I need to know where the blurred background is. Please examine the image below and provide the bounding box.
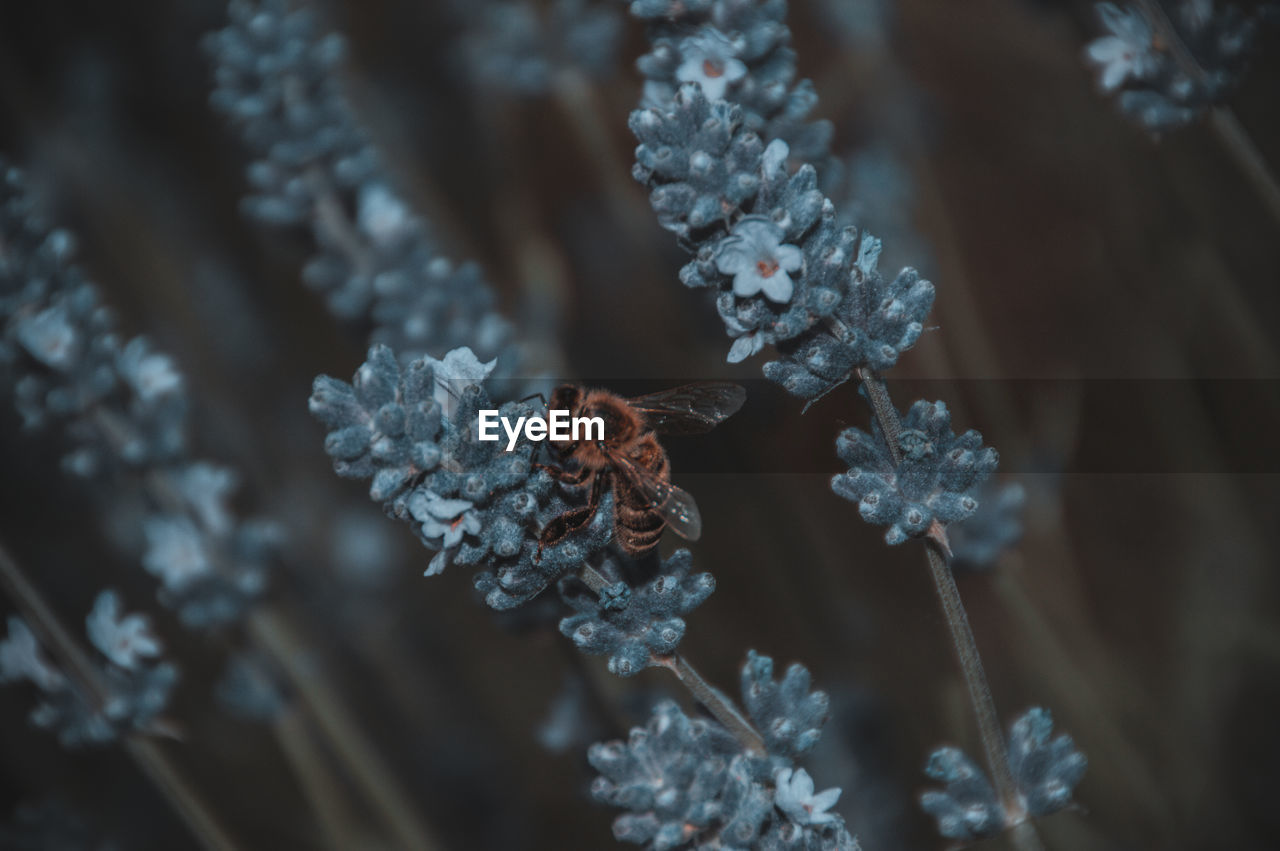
[0,0,1278,848]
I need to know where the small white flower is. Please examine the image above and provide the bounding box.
[0,617,65,690]
[714,217,804,303]
[142,515,212,590]
[357,183,413,248]
[675,28,748,101]
[86,591,162,670]
[774,767,841,826]
[175,463,238,536]
[408,490,482,575]
[118,338,182,403]
[424,346,497,416]
[16,305,79,370]
[1085,4,1160,93]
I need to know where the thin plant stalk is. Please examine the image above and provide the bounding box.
[855,367,904,453]
[1208,108,1280,227]
[124,738,243,851]
[853,372,1042,848]
[0,543,241,851]
[909,133,1184,834]
[92,410,440,851]
[992,565,1175,830]
[652,653,767,755]
[274,707,366,851]
[551,69,661,241]
[922,543,1022,821]
[247,608,441,851]
[578,564,766,754]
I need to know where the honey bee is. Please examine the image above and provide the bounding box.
[535,382,746,559]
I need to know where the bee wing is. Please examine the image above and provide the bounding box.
[626,382,746,435]
[609,452,702,541]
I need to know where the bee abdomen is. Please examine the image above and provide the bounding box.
[615,508,665,555]
[616,501,664,530]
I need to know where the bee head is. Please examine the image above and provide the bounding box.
[549,384,582,413]
[586,400,630,444]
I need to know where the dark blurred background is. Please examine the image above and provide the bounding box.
[1,0,1278,848]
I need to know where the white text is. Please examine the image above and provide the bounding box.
[477,409,605,451]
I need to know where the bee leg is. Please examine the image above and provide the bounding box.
[535,473,603,561]
[535,507,596,560]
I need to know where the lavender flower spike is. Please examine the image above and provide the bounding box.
[832,400,998,545]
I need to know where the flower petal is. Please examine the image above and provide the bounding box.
[727,333,762,364]
[425,550,449,576]
[774,244,804,272]
[733,270,765,298]
[426,495,474,519]
[760,270,794,303]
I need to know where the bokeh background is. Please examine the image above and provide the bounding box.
[1,0,1278,848]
